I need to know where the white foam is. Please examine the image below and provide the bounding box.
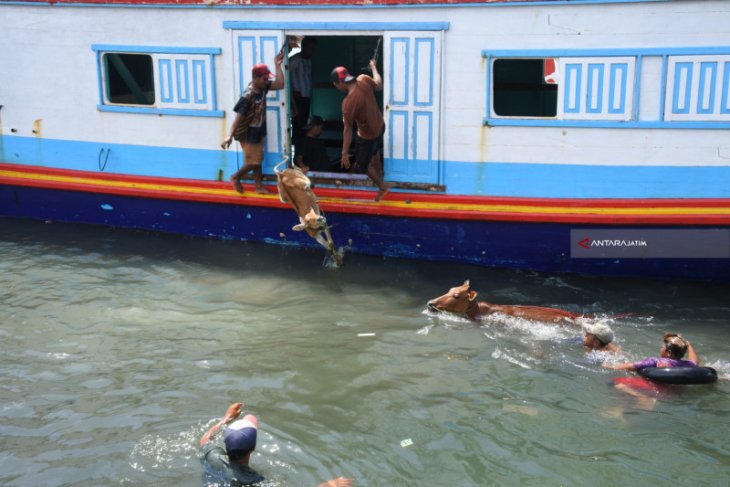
[480,313,575,341]
[704,360,730,380]
[492,347,532,369]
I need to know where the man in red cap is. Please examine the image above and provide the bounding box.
[222,53,285,194]
[331,61,392,201]
[200,402,353,487]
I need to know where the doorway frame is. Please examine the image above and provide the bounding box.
[223,20,450,186]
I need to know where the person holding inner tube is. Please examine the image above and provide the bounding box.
[602,333,699,410]
[603,333,699,372]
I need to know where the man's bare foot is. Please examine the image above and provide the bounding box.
[230,177,243,194]
[254,186,269,194]
[635,395,657,411]
[374,184,392,202]
[601,406,629,426]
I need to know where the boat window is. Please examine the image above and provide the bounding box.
[492,58,557,117]
[103,53,155,106]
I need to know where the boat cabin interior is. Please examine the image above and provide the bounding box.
[288,34,383,177]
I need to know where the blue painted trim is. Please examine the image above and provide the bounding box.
[159,59,174,102]
[1,0,671,10]
[608,63,627,114]
[95,51,104,107]
[414,37,435,107]
[564,64,582,114]
[93,44,221,115]
[586,64,604,113]
[209,53,219,111]
[175,59,190,103]
[722,62,730,115]
[223,21,449,31]
[238,36,256,95]
[485,54,492,119]
[192,60,207,104]
[413,111,433,161]
[261,36,281,103]
[4,135,730,198]
[482,47,730,58]
[91,44,220,55]
[265,106,283,161]
[484,47,730,127]
[672,62,693,115]
[697,62,717,115]
[659,55,668,121]
[632,57,641,121]
[389,38,410,106]
[446,160,730,199]
[482,118,730,129]
[388,111,409,161]
[96,105,224,117]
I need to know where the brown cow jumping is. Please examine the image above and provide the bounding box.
[275,163,343,266]
[427,280,582,323]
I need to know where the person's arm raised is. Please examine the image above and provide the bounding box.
[270,52,286,91]
[200,402,243,447]
[685,338,699,364]
[369,59,382,91]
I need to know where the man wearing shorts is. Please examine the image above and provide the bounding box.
[331,61,392,201]
[222,52,285,194]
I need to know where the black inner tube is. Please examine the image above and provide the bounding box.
[638,366,718,385]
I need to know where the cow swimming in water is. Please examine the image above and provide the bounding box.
[427,280,582,323]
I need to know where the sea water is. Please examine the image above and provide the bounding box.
[1,218,729,486]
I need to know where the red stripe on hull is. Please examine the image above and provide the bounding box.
[2,163,729,225]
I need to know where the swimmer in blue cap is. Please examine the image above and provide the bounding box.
[199,402,352,487]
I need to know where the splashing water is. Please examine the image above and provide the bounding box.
[129,424,202,473]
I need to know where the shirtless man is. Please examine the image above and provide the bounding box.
[331,62,392,201]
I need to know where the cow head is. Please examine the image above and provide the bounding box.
[292,208,327,232]
[427,280,478,316]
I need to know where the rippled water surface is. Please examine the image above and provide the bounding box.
[1,218,729,487]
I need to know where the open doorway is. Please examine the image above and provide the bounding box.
[287,34,383,177]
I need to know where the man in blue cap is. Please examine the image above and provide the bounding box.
[200,402,263,485]
[200,402,352,487]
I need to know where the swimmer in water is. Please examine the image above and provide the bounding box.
[200,402,353,487]
[582,323,621,353]
[603,333,699,371]
[602,333,699,411]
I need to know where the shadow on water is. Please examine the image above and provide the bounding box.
[1,217,729,487]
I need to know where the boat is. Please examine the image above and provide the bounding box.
[1,0,729,280]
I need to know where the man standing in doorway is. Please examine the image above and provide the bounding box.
[290,37,317,151]
[222,52,285,194]
[331,60,392,201]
